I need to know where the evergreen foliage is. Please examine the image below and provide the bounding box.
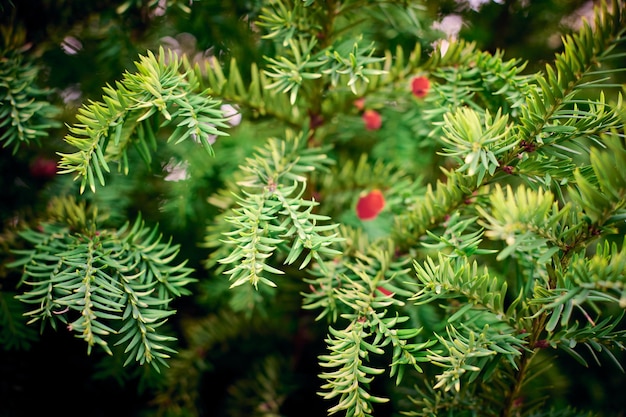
[57,47,230,193]
[8,197,195,370]
[0,47,60,153]
[1,0,625,416]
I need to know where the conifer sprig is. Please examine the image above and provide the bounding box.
[10,198,194,370]
[317,261,431,417]
[214,131,341,289]
[0,50,60,153]
[58,47,230,193]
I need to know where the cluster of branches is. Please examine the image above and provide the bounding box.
[207,1,626,416]
[8,197,195,370]
[1,0,625,416]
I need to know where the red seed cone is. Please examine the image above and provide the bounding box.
[411,76,430,98]
[30,157,57,180]
[356,189,385,220]
[362,109,382,130]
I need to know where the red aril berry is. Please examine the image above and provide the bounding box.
[353,97,365,111]
[356,189,385,220]
[30,157,57,180]
[411,76,430,98]
[362,109,382,130]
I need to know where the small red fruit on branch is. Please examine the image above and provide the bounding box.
[30,157,57,180]
[411,76,430,98]
[362,109,382,130]
[356,189,385,220]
